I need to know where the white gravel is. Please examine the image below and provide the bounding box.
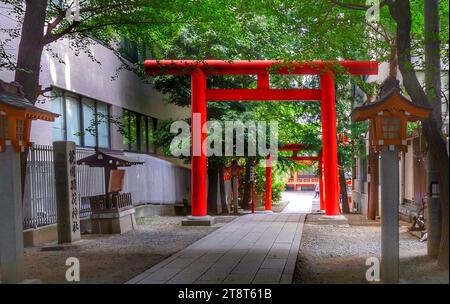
[294,214,449,284]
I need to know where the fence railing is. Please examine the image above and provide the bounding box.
[22,144,104,230]
[22,144,191,230]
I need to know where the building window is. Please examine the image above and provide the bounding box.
[122,108,155,153]
[16,119,25,141]
[119,38,153,64]
[0,114,8,139]
[65,93,81,145]
[82,98,96,147]
[51,89,110,148]
[97,102,110,148]
[51,93,66,141]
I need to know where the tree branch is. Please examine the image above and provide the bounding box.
[329,0,391,11]
[329,0,370,10]
[43,18,213,45]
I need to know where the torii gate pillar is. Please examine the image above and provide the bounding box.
[318,151,325,211]
[264,156,273,212]
[182,68,214,226]
[320,71,340,216]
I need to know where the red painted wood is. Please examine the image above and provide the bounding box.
[287,156,320,161]
[144,60,378,76]
[265,156,272,211]
[206,89,321,101]
[278,144,313,151]
[320,72,340,216]
[319,151,325,210]
[191,69,207,217]
[257,74,270,89]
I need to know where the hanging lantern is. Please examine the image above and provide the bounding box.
[351,77,431,151]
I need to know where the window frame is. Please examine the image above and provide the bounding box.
[122,108,156,154]
[52,88,111,148]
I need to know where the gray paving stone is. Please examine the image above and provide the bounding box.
[137,278,167,284]
[196,265,234,282]
[261,258,287,269]
[266,243,291,259]
[165,257,197,269]
[252,267,283,283]
[223,273,254,284]
[138,266,182,283]
[125,271,152,284]
[166,261,215,284]
[128,202,307,284]
[280,274,293,284]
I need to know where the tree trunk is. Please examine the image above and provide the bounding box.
[207,166,220,214]
[14,1,48,200]
[427,153,441,257]
[388,43,398,79]
[388,0,449,268]
[14,0,48,103]
[339,167,350,214]
[424,0,443,259]
[242,162,251,210]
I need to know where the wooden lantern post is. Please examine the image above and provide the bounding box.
[351,78,431,283]
[0,80,58,283]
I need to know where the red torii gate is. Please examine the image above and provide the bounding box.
[144,60,378,222]
[265,144,325,212]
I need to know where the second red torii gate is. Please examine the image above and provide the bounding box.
[144,60,378,222]
[265,144,325,213]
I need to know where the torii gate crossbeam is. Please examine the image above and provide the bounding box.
[144,60,378,221]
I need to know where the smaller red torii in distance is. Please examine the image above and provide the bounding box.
[265,145,324,212]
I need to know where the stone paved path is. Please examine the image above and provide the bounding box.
[127,193,309,284]
[281,191,314,213]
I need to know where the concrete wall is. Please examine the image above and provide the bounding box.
[403,143,414,201]
[123,152,191,205]
[352,154,369,215]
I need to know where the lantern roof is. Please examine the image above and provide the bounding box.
[351,77,431,122]
[76,148,144,168]
[0,80,58,121]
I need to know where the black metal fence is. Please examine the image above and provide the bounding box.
[22,144,105,229]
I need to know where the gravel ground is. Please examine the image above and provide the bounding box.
[19,215,238,284]
[294,213,449,284]
[256,200,289,213]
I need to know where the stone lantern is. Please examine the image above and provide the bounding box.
[0,80,58,283]
[351,77,431,283]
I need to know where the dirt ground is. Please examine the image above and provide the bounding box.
[294,213,449,284]
[19,215,238,284]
